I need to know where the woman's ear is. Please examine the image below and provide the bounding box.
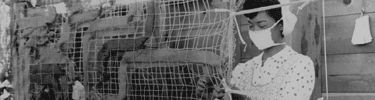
[278,22,284,38]
[279,22,283,31]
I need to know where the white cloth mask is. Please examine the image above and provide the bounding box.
[351,15,372,45]
[249,19,285,50]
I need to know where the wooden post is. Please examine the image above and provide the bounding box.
[289,1,323,100]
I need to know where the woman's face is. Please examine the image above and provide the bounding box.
[247,11,283,43]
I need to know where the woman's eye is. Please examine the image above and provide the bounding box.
[259,25,267,28]
[259,22,268,28]
[249,25,254,29]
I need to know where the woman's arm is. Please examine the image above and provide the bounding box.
[196,62,246,99]
[279,56,315,100]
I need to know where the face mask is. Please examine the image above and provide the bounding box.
[249,19,284,50]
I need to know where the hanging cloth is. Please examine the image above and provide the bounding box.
[351,11,372,45]
[279,0,298,35]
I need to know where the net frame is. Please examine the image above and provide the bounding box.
[10,0,243,100]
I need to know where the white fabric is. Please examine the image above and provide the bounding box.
[72,81,85,100]
[279,0,298,35]
[0,89,10,100]
[0,80,11,88]
[0,1,10,73]
[102,2,112,8]
[31,0,37,7]
[248,19,285,50]
[0,2,10,31]
[229,45,315,100]
[351,15,372,45]
[114,0,151,5]
[52,3,69,14]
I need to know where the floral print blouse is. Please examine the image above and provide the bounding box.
[229,46,315,100]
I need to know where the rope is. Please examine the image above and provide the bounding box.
[322,0,329,99]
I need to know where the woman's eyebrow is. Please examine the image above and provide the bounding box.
[247,20,252,23]
[247,21,254,25]
[257,20,267,24]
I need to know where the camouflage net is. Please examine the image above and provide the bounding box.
[9,0,243,100]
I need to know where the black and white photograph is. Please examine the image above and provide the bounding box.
[0,0,371,100]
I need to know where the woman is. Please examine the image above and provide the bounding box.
[197,0,315,99]
[39,85,55,100]
[72,77,85,100]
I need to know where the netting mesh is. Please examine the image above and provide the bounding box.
[10,0,243,100]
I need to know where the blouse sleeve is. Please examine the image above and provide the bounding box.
[280,56,315,100]
[229,63,246,86]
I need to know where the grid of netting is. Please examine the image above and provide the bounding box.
[10,1,73,100]
[10,0,243,100]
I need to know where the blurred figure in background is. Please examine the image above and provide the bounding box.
[39,84,55,100]
[72,77,85,100]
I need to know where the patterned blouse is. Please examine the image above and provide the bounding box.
[229,45,315,100]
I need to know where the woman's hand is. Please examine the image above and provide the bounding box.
[196,76,226,99]
[212,84,226,99]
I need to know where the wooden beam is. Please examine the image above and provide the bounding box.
[323,93,375,100]
[325,13,375,55]
[145,1,155,37]
[324,0,375,17]
[326,54,375,75]
[16,7,57,29]
[87,16,139,32]
[122,49,222,66]
[327,39,375,54]
[322,74,375,93]
[69,10,100,24]
[16,17,54,29]
[323,53,375,92]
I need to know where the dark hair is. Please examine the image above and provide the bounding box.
[75,77,81,81]
[243,0,284,37]
[42,84,52,91]
[242,0,282,21]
